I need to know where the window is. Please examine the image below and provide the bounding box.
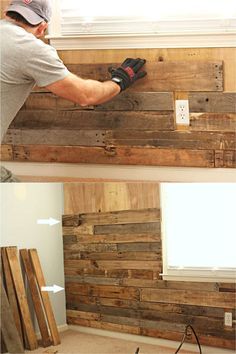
[161,183,236,282]
[48,0,236,49]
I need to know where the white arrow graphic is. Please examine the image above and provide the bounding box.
[37,218,60,226]
[41,285,64,294]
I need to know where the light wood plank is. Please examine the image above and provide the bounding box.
[1,248,24,346]
[6,247,38,350]
[29,249,61,346]
[20,249,51,348]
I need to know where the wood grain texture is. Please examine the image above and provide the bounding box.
[189,93,236,113]
[20,249,51,348]
[66,61,223,92]
[6,247,38,350]
[9,110,174,131]
[1,248,23,346]
[63,182,160,214]
[1,281,24,354]
[63,206,235,350]
[29,249,61,346]
[10,145,215,167]
[0,144,13,161]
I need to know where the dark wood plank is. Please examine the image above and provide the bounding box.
[65,283,140,300]
[190,113,236,132]
[10,111,174,131]
[29,249,61,346]
[75,251,161,261]
[1,281,24,354]
[189,93,236,112]
[11,145,215,167]
[25,92,174,111]
[94,222,160,235]
[3,129,106,146]
[66,61,223,92]
[64,259,162,271]
[78,208,160,225]
[6,247,38,350]
[140,288,235,308]
[1,248,24,346]
[105,131,236,150]
[96,92,174,111]
[20,249,51,348]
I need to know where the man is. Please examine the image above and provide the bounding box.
[0,0,147,182]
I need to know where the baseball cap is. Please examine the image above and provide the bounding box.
[7,0,52,25]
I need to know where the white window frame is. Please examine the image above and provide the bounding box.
[47,0,236,49]
[160,183,236,283]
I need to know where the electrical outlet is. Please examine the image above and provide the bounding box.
[175,100,190,125]
[224,312,233,327]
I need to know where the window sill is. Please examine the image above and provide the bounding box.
[47,32,236,50]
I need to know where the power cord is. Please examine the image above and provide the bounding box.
[175,324,202,354]
[134,324,202,354]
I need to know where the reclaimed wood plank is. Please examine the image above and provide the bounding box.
[215,150,236,168]
[63,233,161,244]
[62,215,80,227]
[12,145,216,167]
[63,243,118,252]
[10,110,174,131]
[94,222,160,235]
[96,92,174,111]
[29,249,60,346]
[78,208,160,225]
[25,92,174,111]
[189,93,236,112]
[190,113,236,132]
[6,247,38,350]
[64,259,162,271]
[105,130,236,150]
[1,281,24,354]
[66,61,223,91]
[3,129,106,146]
[72,251,161,261]
[140,288,235,308]
[0,144,13,161]
[20,249,51,348]
[65,283,139,300]
[1,248,24,346]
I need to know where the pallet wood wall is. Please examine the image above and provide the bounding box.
[1,47,236,168]
[63,207,235,350]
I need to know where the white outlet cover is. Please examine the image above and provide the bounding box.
[224,312,233,327]
[175,99,190,125]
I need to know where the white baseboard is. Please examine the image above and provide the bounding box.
[68,325,235,354]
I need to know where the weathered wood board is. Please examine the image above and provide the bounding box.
[63,208,236,350]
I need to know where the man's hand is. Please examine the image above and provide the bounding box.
[109,58,147,92]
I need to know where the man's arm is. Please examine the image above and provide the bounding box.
[46,58,147,106]
[46,72,121,106]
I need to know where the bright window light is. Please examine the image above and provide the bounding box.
[60,0,236,19]
[161,183,236,281]
[49,0,236,49]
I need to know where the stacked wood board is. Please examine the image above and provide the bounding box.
[63,208,236,350]
[1,247,60,353]
[1,60,235,168]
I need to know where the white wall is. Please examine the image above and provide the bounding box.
[0,183,67,329]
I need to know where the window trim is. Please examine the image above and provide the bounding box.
[48,1,236,50]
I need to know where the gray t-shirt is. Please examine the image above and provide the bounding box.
[0,19,69,141]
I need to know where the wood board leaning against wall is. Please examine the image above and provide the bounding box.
[62,182,236,350]
[1,46,236,168]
